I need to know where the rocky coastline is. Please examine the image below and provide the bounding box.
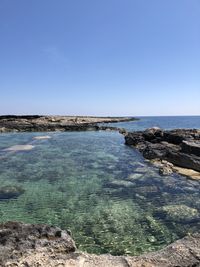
[0,115,136,133]
[1,221,200,267]
[0,117,200,266]
[124,127,200,180]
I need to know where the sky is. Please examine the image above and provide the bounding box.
[0,0,200,116]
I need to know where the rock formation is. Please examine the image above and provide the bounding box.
[1,222,200,267]
[124,128,200,180]
[0,116,136,133]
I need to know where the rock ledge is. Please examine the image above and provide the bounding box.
[124,128,200,180]
[0,222,200,267]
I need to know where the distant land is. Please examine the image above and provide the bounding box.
[0,115,137,133]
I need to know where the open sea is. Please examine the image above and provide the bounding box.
[0,116,199,255]
[102,115,200,131]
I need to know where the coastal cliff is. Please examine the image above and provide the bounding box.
[1,222,200,267]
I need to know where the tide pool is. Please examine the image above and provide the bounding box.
[0,131,199,255]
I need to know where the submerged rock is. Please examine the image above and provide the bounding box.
[4,144,34,152]
[0,186,25,200]
[134,185,159,197]
[33,135,51,140]
[106,180,134,188]
[157,204,199,223]
[127,173,144,180]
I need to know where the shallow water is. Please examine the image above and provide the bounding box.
[0,130,200,255]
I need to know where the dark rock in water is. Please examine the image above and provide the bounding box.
[167,151,200,172]
[124,128,200,178]
[124,131,145,146]
[0,186,25,200]
[181,140,200,157]
[143,143,168,159]
[143,127,163,141]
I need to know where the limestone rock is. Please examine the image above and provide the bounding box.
[0,116,136,133]
[159,166,173,176]
[33,135,51,140]
[4,145,34,152]
[124,129,200,179]
[0,221,76,265]
[173,166,200,180]
[157,204,199,223]
[1,222,200,267]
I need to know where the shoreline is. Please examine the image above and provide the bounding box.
[0,118,200,266]
[124,127,200,180]
[1,221,199,267]
[0,115,137,133]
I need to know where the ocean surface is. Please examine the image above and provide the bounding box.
[0,116,199,256]
[101,116,200,131]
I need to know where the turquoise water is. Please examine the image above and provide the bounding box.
[103,116,200,131]
[0,128,200,255]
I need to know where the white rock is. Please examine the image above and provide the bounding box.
[4,145,35,151]
[33,136,51,140]
[128,173,144,180]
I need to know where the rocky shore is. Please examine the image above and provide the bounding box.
[0,115,136,132]
[0,221,200,267]
[124,127,200,180]
[1,118,200,266]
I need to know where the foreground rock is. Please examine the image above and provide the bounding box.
[0,222,200,267]
[124,128,200,179]
[0,115,136,132]
[0,222,76,266]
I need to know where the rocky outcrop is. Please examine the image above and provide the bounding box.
[0,116,136,132]
[1,222,200,267]
[0,221,76,266]
[124,128,200,179]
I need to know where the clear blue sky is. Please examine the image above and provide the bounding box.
[0,0,199,116]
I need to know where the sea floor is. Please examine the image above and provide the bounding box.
[0,131,199,255]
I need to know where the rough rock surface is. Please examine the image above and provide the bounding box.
[124,128,200,179]
[0,115,136,132]
[0,221,76,266]
[1,222,200,267]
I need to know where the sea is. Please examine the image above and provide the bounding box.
[0,116,199,255]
